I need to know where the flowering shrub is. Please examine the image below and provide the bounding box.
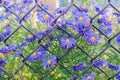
[0,0,120,80]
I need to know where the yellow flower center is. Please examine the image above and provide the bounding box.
[6,46,8,48]
[44,14,49,19]
[72,22,77,26]
[66,39,70,43]
[42,42,46,46]
[47,60,52,64]
[18,4,21,8]
[79,17,83,21]
[3,13,7,16]
[106,18,110,22]
[58,24,61,26]
[20,13,25,17]
[87,76,91,80]
[104,26,107,30]
[91,36,96,41]
[28,34,33,38]
[41,29,45,32]
[86,22,90,26]
[32,52,36,56]
[3,29,7,32]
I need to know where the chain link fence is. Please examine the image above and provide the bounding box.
[0,0,120,80]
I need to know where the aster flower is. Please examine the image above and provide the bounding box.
[1,25,11,37]
[85,33,99,44]
[25,34,36,42]
[0,44,15,54]
[74,12,89,27]
[66,19,79,31]
[113,12,120,17]
[81,6,89,13]
[12,4,26,11]
[0,9,11,20]
[36,27,52,38]
[117,18,120,24]
[116,73,120,80]
[72,62,86,71]
[93,59,106,67]
[26,50,46,62]
[41,42,51,47]
[98,24,112,35]
[116,34,120,44]
[13,50,23,56]
[42,55,56,68]
[82,72,95,80]
[107,63,119,71]
[37,12,52,23]
[15,41,27,49]
[23,0,33,3]
[95,6,107,15]
[101,16,112,26]
[60,37,76,49]
[53,7,65,15]
[15,11,30,22]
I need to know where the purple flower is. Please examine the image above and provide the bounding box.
[0,9,11,20]
[116,73,120,80]
[85,33,99,44]
[116,34,120,44]
[60,37,76,49]
[98,24,112,35]
[15,41,27,49]
[82,72,95,80]
[74,12,89,27]
[66,19,79,31]
[13,50,23,56]
[42,55,56,68]
[0,44,15,54]
[26,50,46,62]
[23,0,33,3]
[107,63,119,71]
[113,12,120,17]
[36,27,52,38]
[93,59,106,67]
[1,25,11,37]
[37,12,52,23]
[117,18,120,24]
[0,58,6,66]
[25,34,36,42]
[72,62,86,71]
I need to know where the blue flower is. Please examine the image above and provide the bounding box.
[13,50,23,56]
[15,11,30,22]
[66,19,79,31]
[42,55,56,68]
[53,7,65,15]
[0,9,11,20]
[116,34,120,44]
[107,63,119,71]
[81,6,89,13]
[74,12,89,27]
[85,32,99,44]
[113,12,120,17]
[60,37,76,49]
[1,25,11,37]
[98,24,112,35]
[93,59,106,67]
[0,58,5,66]
[36,27,52,38]
[102,16,112,26]
[23,0,33,3]
[116,73,120,80]
[95,6,107,15]
[12,4,26,11]
[0,44,15,54]
[82,72,95,80]
[37,12,52,23]
[15,41,27,49]
[25,34,36,42]
[72,62,86,71]
[117,18,120,24]
[41,42,51,47]
[26,50,46,62]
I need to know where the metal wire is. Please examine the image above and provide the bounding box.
[0,0,120,80]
